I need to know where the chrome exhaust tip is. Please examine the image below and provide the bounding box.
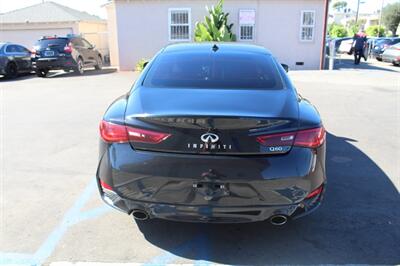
[270,215,288,226]
[132,209,149,220]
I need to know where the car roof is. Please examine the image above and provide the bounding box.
[162,43,272,55]
[0,42,23,47]
[38,37,69,40]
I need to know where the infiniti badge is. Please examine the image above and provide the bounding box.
[200,133,219,143]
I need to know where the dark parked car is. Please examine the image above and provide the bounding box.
[382,43,400,66]
[0,42,33,78]
[372,38,400,61]
[97,43,326,225]
[32,35,103,77]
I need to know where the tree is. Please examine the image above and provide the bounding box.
[329,24,348,38]
[333,1,348,12]
[346,19,366,36]
[382,2,400,36]
[194,0,236,42]
[365,25,386,37]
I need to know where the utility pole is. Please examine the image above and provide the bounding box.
[378,0,384,37]
[355,0,361,23]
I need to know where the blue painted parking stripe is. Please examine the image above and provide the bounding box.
[1,178,112,266]
[69,205,112,226]
[33,179,98,264]
[0,252,36,265]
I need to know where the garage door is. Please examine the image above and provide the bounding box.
[0,28,73,49]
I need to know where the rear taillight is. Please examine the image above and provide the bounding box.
[126,126,171,144]
[100,180,112,190]
[294,127,325,148]
[256,127,325,149]
[256,132,295,147]
[305,185,324,199]
[30,48,36,58]
[99,120,170,144]
[64,42,73,53]
[100,121,128,143]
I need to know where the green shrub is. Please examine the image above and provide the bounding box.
[194,0,236,42]
[330,24,348,38]
[366,25,386,37]
[136,59,149,72]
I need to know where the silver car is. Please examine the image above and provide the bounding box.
[381,43,400,66]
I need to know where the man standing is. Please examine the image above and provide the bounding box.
[353,31,367,65]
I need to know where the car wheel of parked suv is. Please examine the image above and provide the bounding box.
[5,63,18,79]
[36,69,48,78]
[95,55,103,70]
[74,58,84,75]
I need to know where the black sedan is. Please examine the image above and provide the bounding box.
[96,43,326,225]
[0,42,33,78]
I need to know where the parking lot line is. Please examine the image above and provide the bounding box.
[0,179,112,266]
[50,263,227,266]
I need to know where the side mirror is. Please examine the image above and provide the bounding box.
[281,64,289,73]
[89,45,96,49]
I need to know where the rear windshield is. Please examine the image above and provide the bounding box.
[143,52,284,90]
[34,38,68,49]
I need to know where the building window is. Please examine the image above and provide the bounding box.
[300,10,315,41]
[239,10,256,41]
[169,8,191,41]
[240,25,254,40]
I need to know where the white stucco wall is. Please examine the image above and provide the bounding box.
[0,21,109,55]
[0,22,78,48]
[105,2,120,67]
[108,0,325,71]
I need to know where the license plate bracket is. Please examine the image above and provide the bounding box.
[44,51,55,57]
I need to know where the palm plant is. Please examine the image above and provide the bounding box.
[194,0,236,42]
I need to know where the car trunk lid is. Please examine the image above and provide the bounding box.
[124,87,299,155]
[35,38,68,57]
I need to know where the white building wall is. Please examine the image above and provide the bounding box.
[110,0,325,70]
[0,22,78,48]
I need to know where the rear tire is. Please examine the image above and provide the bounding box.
[5,63,18,79]
[74,57,84,75]
[95,55,103,70]
[376,57,382,61]
[36,68,48,78]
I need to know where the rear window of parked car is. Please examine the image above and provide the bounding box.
[143,52,284,90]
[34,38,68,49]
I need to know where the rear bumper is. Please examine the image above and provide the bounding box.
[98,184,325,223]
[34,57,76,70]
[382,55,399,64]
[96,142,326,223]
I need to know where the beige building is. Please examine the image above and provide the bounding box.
[105,0,328,71]
[0,2,109,57]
